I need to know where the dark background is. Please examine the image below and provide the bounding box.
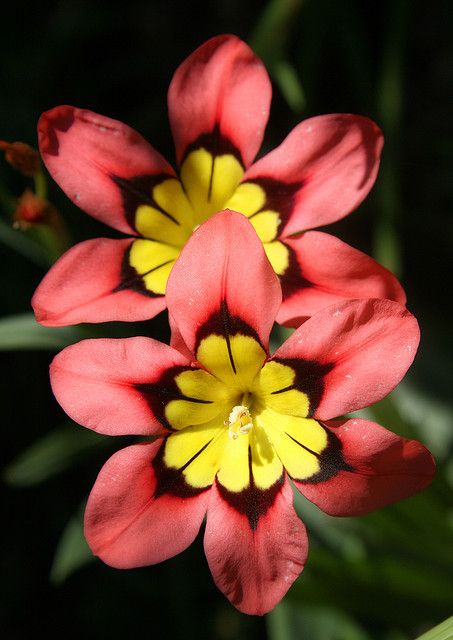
[1,1,452,638]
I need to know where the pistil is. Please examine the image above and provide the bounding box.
[225,404,253,440]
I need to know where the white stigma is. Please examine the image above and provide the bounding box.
[225,405,253,440]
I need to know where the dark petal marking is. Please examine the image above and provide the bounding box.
[221,300,236,374]
[112,244,166,298]
[216,447,284,531]
[181,124,244,167]
[270,357,334,417]
[112,256,174,294]
[290,428,352,484]
[271,384,295,395]
[243,176,303,234]
[285,432,321,458]
[195,300,265,376]
[152,440,211,499]
[277,240,314,298]
[135,365,213,431]
[112,174,181,231]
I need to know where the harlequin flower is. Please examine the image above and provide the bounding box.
[50,211,434,615]
[33,34,404,327]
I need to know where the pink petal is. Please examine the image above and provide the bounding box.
[166,210,281,354]
[204,478,307,615]
[38,106,175,235]
[168,35,271,167]
[50,337,191,435]
[169,312,195,362]
[276,231,406,327]
[32,237,166,326]
[294,418,435,516]
[244,114,383,234]
[85,441,209,568]
[273,299,419,419]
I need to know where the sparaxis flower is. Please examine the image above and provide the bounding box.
[33,35,404,327]
[50,211,434,615]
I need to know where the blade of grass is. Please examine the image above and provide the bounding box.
[50,503,95,585]
[266,600,293,640]
[249,0,306,114]
[0,312,91,350]
[0,217,51,267]
[374,0,410,276]
[3,423,109,486]
[414,616,453,640]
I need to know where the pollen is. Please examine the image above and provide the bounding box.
[225,405,253,440]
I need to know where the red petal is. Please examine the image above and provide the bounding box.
[50,337,191,435]
[244,114,383,234]
[38,106,175,235]
[294,418,435,516]
[166,210,281,354]
[168,35,271,167]
[32,238,166,326]
[85,442,209,567]
[273,299,419,419]
[204,478,307,615]
[276,231,406,327]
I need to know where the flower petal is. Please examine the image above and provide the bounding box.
[32,238,167,326]
[273,299,420,419]
[38,106,175,235]
[166,209,281,354]
[294,418,435,516]
[85,441,209,568]
[275,231,406,327]
[50,337,191,435]
[243,114,383,234]
[169,312,194,361]
[168,35,271,167]
[204,477,307,615]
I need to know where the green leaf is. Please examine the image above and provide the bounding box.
[414,616,453,640]
[266,601,293,640]
[0,217,51,268]
[249,0,303,61]
[0,312,89,350]
[273,59,306,113]
[267,601,371,640]
[249,0,306,115]
[3,423,108,486]
[270,323,294,353]
[392,382,453,458]
[50,504,95,585]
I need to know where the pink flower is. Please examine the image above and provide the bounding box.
[33,35,404,327]
[50,211,434,615]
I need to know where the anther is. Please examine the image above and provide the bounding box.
[225,405,253,440]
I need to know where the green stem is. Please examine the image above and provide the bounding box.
[34,168,47,200]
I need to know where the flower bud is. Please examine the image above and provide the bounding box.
[0,140,40,176]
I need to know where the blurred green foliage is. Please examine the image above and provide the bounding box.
[1,1,452,639]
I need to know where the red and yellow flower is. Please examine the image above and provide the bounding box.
[33,35,404,327]
[50,211,434,614]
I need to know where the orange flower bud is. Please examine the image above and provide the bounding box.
[13,189,49,228]
[0,140,40,176]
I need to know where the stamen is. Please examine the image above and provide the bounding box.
[225,405,253,440]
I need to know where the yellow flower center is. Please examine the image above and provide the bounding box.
[125,148,290,296]
[161,331,329,494]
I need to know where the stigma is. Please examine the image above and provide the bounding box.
[225,405,253,440]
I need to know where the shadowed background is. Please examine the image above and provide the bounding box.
[1,1,452,638]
